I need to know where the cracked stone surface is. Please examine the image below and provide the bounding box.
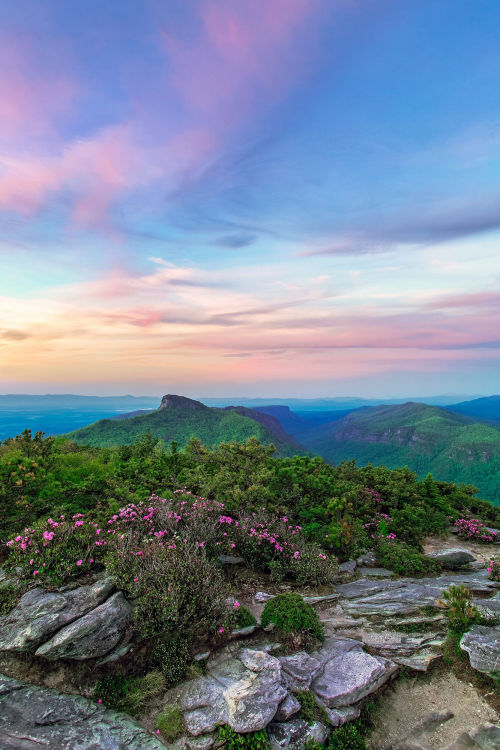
[460,626,500,678]
[0,578,115,652]
[0,674,166,749]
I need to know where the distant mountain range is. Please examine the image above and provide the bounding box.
[3,392,500,504]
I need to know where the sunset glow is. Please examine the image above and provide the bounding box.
[1,1,500,396]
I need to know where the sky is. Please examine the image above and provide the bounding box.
[1,0,500,398]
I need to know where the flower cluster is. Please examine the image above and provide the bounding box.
[6,491,337,587]
[487,559,500,582]
[454,518,498,544]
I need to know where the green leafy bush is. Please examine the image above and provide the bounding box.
[328,722,367,750]
[94,671,165,716]
[218,725,269,750]
[260,593,324,646]
[156,706,184,742]
[235,605,257,628]
[376,540,440,577]
[439,584,480,634]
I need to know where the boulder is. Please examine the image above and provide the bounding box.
[268,719,329,750]
[0,673,165,749]
[0,578,115,652]
[460,626,500,677]
[425,549,475,569]
[311,637,397,708]
[35,591,131,660]
[172,647,287,736]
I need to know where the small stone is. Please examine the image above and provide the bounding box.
[339,561,356,574]
[255,592,274,603]
[231,625,257,637]
[274,693,301,721]
[194,651,211,662]
[218,555,245,565]
[356,551,377,567]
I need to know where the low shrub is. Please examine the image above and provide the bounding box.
[5,514,104,586]
[106,538,230,643]
[234,605,257,629]
[156,706,184,742]
[390,505,448,548]
[94,671,166,716]
[260,593,324,647]
[218,725,269,750]
[376,540,440,577]
[0,583,19,615]
[439,583,480,634]
[151,633,192,686]
[487,559,500,582]
[328,722,367,750]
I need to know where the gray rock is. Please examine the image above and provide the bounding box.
[426,549,476,569]
[469,723,500,750]
[268,719,329,750]
[186,734,216,750]
[311,637,397,707]
[231,625,257,637]
[358,567,393,578]
[0,673,166,749]
[35,591,131,660]
[97,642,133,665]
[274,693,301,721]
[0,578,115,652]
[279,652,322,692]
[320,705,361,727]
[255,592,274,602]
[472,598,500,620]
[0,569,6,583]
[339,561,357,574]
[460,626,500,677]
[218,555,245,565]
[194,651,211,662]
[356,551,378,567]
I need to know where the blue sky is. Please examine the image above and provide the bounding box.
[1,0,499,397]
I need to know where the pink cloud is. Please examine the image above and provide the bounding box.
[0,36,75,144]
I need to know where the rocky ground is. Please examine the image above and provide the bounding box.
[0,539,499,749]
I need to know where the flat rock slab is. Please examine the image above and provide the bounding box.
[426,548,476,569]
[336,571,499,617]
[0,674,165,749]
[358,567,393,578]
[0,578,115,652]
[460,626,500,678]
[35,591,131,660]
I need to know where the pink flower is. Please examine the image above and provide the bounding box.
[233,601,240,608]
[33,570,39,576]
[219,627,224,634]
[76,560,83,566]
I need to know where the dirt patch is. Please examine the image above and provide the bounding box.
[367,668,499,750]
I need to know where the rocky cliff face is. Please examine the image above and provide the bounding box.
[159,394,206,411]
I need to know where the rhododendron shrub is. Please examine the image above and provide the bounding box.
[487,559,500,581]
[454,518,498,544]
[106,538,230,641]
[5,514,104,586]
